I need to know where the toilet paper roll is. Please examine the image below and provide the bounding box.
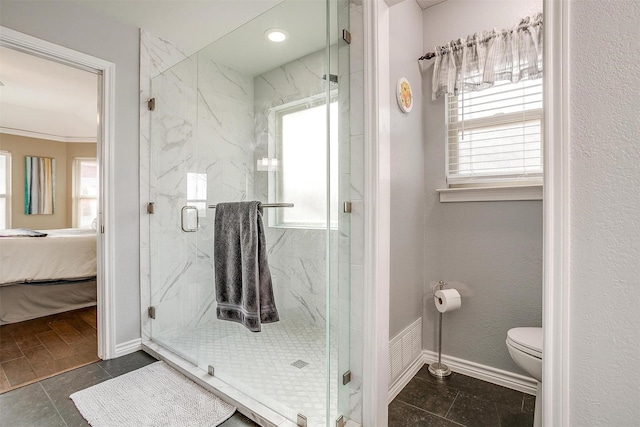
[434,289,461,313]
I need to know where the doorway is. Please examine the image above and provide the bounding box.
[0,26,116,391]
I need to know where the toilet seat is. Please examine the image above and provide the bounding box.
[507,327,542,359]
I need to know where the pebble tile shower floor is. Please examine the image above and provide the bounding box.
[157,313,338,427]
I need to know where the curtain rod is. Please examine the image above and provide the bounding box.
[418,15,542,62]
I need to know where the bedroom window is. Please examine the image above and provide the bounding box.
[0,151,10,229]
[269,92,338,229]
[446,78,543,187]
[73,158,98,229]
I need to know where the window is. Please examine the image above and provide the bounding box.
[0,151,11,229]
[269,92,338,229]
[186,172,207,217]
[73,158,98,229]
[446,78,543,187]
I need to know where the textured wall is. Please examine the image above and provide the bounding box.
[388,0,426,339]
[1,1,141,346]
[421,0,543,374]
[569,0,640,424]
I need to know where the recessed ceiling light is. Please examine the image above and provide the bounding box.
[265,29,288,43]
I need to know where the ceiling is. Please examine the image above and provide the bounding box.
[416,0,447,10]
[76,0,285,57]
[199,0,335,76]
[0,46,98,142]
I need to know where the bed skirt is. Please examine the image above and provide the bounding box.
[0,280,97,325]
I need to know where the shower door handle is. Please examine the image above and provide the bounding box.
[181,206,198,232]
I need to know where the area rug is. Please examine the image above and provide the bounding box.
[70,361,236,427]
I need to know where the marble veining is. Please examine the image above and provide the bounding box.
[139,0,365,420]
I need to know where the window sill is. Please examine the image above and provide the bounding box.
[436,184,543,203]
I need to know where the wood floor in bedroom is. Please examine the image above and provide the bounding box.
[0,307,99,394]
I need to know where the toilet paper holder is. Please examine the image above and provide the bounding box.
[429,280,452,378]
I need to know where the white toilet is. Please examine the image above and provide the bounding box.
[506,327,542,427]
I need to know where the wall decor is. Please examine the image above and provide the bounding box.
[396,77,413,113]
[25,156,55,214]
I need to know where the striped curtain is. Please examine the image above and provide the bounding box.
[25,156,56,215]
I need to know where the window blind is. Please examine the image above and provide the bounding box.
[446,78,543,186]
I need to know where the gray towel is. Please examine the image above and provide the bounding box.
[214,201,279,332]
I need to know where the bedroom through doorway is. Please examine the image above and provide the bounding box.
[0,43,103,393]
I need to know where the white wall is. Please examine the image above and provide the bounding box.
[569,0,640,424]
[388,0,425,339]
[421,0,543,374]
[1,1,141,345]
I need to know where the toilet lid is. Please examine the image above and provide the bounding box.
[507,327,542,358]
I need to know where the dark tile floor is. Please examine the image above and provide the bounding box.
[0,307,100,394]
[0,352,533,426]
[0,351,257,427]
[389,364,535,426]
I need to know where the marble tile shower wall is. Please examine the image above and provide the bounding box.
[139,0,365,418]
[139,29,188,342]
[253,49,337,327]
[194,56,256,327]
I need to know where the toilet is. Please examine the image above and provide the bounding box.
[506,327,542,427]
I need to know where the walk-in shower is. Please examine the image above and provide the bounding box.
[146,1,353,425]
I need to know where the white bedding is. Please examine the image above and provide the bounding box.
[0,228,97,286]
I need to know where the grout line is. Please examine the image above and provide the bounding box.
[95,361,113,378]
[395,400,466,427]
[444,390,459,419]
[39,382,69,427]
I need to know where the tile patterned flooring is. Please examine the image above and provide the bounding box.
[157,313,338,426]
[0,345,534,426]
[388,364,535,426]
[0,351,256,427]
[0,307,100,394]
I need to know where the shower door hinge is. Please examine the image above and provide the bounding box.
[147,202,155,214]
[342,370,351,385]
[342,29,351,44]
[297,414,307,427]
[148,306,156,319]
[208,365,215,376]
[147,98,156,111]
[336,415,346,427]
[343,201,352,213]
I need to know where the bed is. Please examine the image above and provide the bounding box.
[0,228,97,325]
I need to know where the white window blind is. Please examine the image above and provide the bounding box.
[0,151,11,229]
[446,78,543,186]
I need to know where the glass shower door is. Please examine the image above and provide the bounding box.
[147,0,351,425]
[149,55,205,364]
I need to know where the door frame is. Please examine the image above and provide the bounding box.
[0,26,117,359]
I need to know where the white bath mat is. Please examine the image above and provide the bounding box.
[70,361,236,427]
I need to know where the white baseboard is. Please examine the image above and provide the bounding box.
[388,353,425,403]
[422,350,537,395]
[113,338,142,358]
[387,348,538,401]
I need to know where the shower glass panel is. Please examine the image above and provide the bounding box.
[149,55,202,365]
[148,0,349,425]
